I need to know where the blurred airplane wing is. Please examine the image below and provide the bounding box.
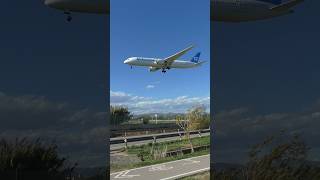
[161,45,194,68]
[270,0,304,11]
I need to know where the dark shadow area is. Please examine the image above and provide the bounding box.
[211,0,320,178]
[0,0,109,179]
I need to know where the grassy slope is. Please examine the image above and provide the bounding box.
[111,136,210,172]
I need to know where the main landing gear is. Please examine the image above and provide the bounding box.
[64,11,72,22]
[162,69,166,73]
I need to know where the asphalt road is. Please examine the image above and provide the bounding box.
[110,154,210,180]
[110,132,210,151]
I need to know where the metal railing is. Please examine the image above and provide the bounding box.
[110,128,210,146]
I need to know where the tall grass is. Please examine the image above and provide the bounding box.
[213,132,320,180]
[0,138,76,180]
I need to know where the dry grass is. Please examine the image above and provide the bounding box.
[212,132,320,180]
[179,171,210,180]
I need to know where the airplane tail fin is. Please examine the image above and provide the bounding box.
[191,52,201,63]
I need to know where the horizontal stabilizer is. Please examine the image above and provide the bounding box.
[270,0,304,11]
[197,61,206,65]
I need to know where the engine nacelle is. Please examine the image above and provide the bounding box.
[149,67,159,72]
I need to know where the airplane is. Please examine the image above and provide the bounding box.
[212,0,304,22]
[123,45,206,73]
[44,0,303,22]
[44,0,109,21]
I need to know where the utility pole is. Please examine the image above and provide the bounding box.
[155,114,158,124]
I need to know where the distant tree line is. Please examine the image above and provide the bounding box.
[134,113,185,121]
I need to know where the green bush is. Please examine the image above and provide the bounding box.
[142,118,149,124]
[0,138,76,180]
[110,105,132,125]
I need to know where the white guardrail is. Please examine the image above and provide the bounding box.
[110,129,210,148]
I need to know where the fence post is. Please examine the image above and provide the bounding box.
[124,137,128,150]
[178,129,182,140]
[153,136,157,144]
[198,130,202,137]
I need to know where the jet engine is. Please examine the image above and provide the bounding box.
[149,67,159,72]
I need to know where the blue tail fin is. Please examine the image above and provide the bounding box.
[259,0,282,5]
[191,52,201,63]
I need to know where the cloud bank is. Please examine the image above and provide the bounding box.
[0,92,107,167]
[110,90,210,114]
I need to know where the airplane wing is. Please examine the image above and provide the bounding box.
[161,45,194,68]
[270,0,304,11]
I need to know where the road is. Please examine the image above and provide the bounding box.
[110,154,210,180]
[110,132,210,151]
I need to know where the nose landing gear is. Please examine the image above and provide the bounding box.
[64,11,72,22]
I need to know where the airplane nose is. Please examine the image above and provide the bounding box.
[124,59,129,64]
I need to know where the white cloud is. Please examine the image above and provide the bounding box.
[110,90,210,114]
[146,85,155,89]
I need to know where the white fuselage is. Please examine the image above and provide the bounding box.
[212,0,292,22]
[45,0,300,22]
[45,0,109,14]
[124,57,200,69]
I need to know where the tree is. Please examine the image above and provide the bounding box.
[176,106,210,154]
[110,105,132,125]
[176,114,194,153]
[187,105,210,130]
[0,138,76,180]
[142,118,149,125]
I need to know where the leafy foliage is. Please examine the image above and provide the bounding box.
[0,138,76,180]
[212,132,320,180]
[142,118,149,125]
[176,105,210,154]
[187,105,210,130]
[110,105,132,125]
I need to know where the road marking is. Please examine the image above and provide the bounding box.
[182,159,200,166]
[149,164,173,171]
[159,167,210,180]
[113,170,140,179]
[110,154,209,176]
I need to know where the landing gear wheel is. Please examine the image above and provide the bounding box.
[67,15,72,22]
[64,11,72,22]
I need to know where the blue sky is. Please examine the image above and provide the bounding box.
[110,0,210,114]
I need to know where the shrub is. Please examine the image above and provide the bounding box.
[212,132,320,180]
[0,138,76,180]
